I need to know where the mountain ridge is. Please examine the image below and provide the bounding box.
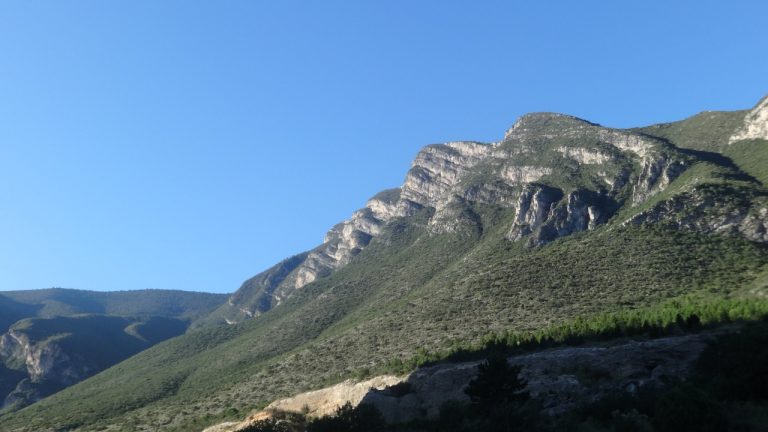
[212,95,766,325]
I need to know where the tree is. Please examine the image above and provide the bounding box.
[464,355,529,412]
[306,402,385,432]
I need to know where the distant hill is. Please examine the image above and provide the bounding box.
[0,288,227,412]
[1,288,228,326]
[0,296,36,334]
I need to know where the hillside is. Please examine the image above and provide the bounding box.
[0,315,188,412]
[0,289,228,327]
[0,289,227,412]
[1,96,767,431]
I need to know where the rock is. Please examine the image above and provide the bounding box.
[201,422,241,432]
[0,330,92,409]
[203,376,404,432]
[730,96,768,143]
[222,104,757,322]
[399,141,493,212]
[625,188,768,243]
[210,331,719,430]
[507,188,608,247]
[265,375,401,418]
[362,332,715,423]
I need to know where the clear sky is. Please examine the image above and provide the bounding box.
[1,1,766,293]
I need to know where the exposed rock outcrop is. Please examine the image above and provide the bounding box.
[202,376,401,432]
[365,332,713,423]
[730,95,768,143]
[207,332,719,430]
[625,188,768,243]
[266,375,401,418]
[222,105,760,322]
[0,330,90,409]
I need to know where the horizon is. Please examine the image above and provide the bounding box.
[2,1,767,293]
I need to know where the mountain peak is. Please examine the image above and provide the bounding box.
[504,112,599,140]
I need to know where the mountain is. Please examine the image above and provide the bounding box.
[1,288,228,326]
[0,289,227,412]
[0,296,37,334]
[1,96,767,431]
[209,99,767,326]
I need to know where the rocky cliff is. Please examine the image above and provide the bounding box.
[0,330,88,409]
[218,98,768,324]
[730,95,768,143]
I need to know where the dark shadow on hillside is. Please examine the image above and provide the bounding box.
[635,132,761,185]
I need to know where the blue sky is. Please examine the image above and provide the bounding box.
[1,1,766,293]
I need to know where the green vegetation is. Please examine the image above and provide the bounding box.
[245,319,768,432]
[1,288,227,323]
[0,314,190,413]
[0,295,37,332]
[2,220,766,431]
[384,296,768,374]
[0,290,227,414]
[723,139,768,185]
[306,403,385,432]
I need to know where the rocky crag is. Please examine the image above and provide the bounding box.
[215,97,768,324]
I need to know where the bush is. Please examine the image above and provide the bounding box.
[651,384,726,432]
[239,419,292,432]
[465,355,528,412]
[696,323,768,401]
[306,402,385,432]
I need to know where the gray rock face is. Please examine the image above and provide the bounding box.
[730,96,768,143]
[625,189,768,243]
[632,155,687,204]
[224,189,402,320]
[0,330,90,409]
[400,142,493,213]
[223,105,763,322]
[363,332,715,423]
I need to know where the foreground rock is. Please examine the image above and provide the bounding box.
[206,331,718,430]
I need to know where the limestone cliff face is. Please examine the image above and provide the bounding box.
[730,95,768,143]
[222,189,402,321]
[0,330,90,409]
[222,103,767,322]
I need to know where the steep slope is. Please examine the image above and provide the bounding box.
[215,112,719,325]
[631,97,768,241]
[2,97,767,431]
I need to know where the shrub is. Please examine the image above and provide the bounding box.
[306,402,385,432]
[464,355,528,412]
